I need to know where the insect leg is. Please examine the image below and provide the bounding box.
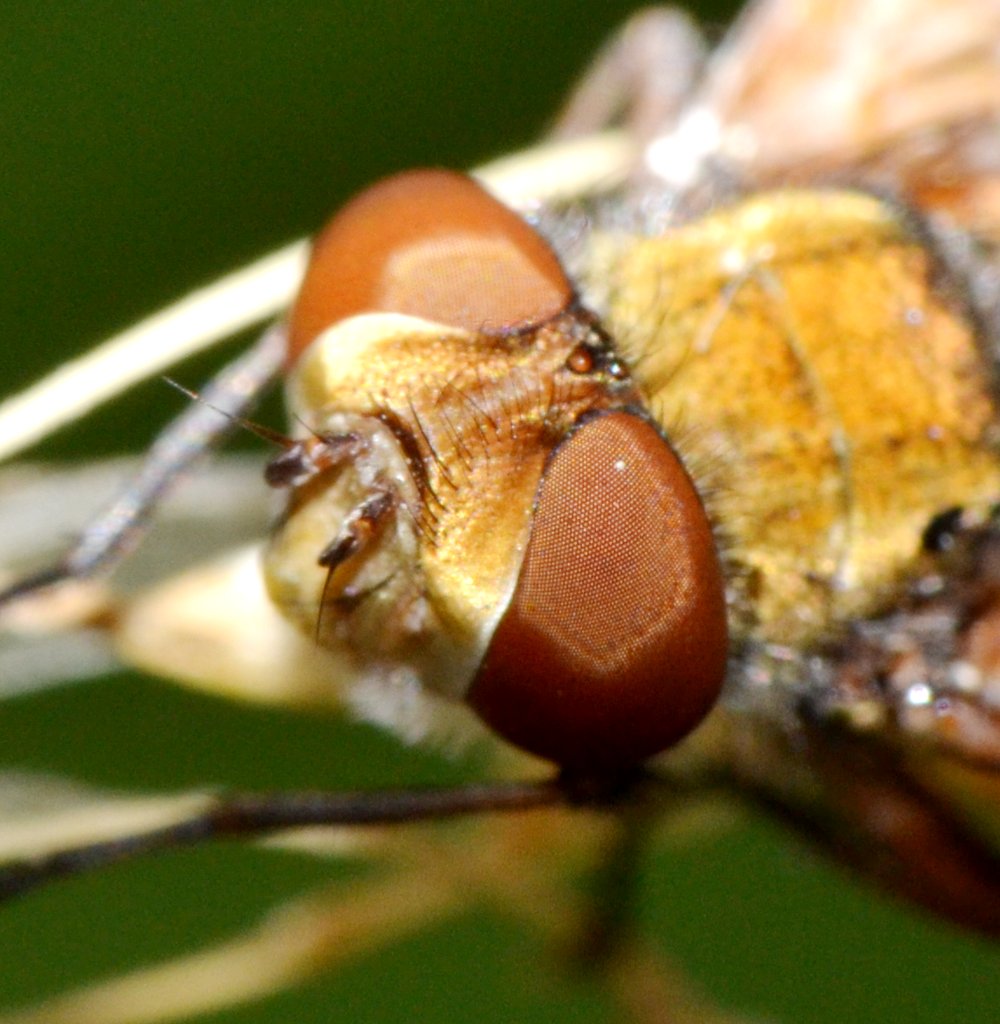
[573,779,664,967]
[549,7,706,143]
[0,324,284,611]
[0,778,570,904]
[317,489,397,575]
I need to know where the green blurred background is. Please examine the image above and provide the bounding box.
[1,2,998,1022]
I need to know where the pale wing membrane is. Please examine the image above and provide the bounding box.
[0,457,270,591]
[0,897,746,1024]
[700,0,1000,234]
[113,545,351,709]
[0,873,463,1024]
[0,779,460,1024]
[0,785,566,1024]
[0,796,749,1024]
[0,774,217,866]
[0,457,271,700]
[0,632,118,699]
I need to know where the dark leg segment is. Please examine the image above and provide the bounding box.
[0,325,285,610]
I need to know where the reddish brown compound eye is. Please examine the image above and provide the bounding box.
[287,168,574,365]
[468,411,728,771]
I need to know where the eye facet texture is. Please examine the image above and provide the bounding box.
[287,169,574,364]
[469,411,728,770]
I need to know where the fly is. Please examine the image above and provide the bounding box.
[1,2,999,1022]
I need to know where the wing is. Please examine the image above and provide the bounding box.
[699,0,1000,234]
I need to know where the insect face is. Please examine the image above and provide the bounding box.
[266,169,728,770]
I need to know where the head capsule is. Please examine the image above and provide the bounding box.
[274,169,728,774]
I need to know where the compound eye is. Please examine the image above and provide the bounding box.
[287,169,574,364]
[468,411,728,770]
